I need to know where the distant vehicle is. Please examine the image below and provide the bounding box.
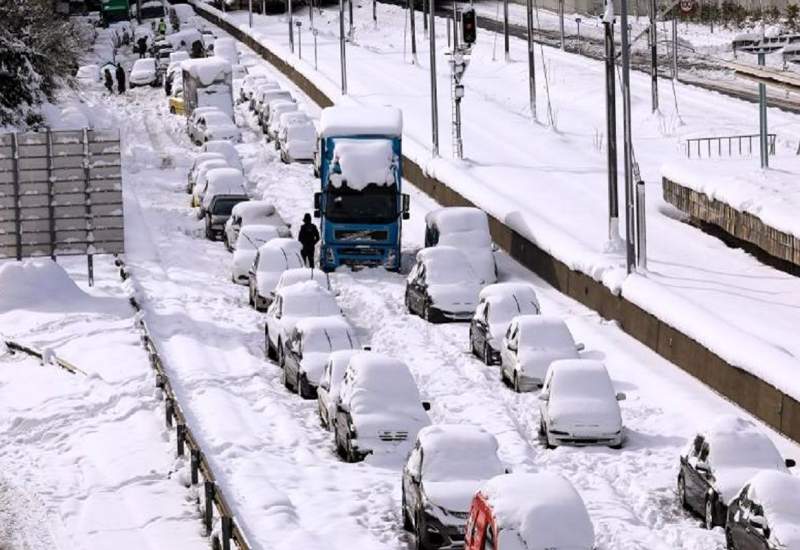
[168,3,194,29]
[678,415,795,530]
[265,100,298,140]
[333,353,431,462]
[181,57,234,119]
[250,82,282,112]
[168,88,185,115]
[405,247,483,322]
[402,425,505,550]
[273,267,331,297]
[191,158,230,206]
[465,472,595,550]
[75,64,102,89]
[264,280,341,362]
[189,110,240,145]
[101,0,130,25]
[164,28,202,55]
[538,360,625,449]
[186,152,226,193]
[231,225,280,284]
[156,45,174,71]
[129,58,159,87]
[131,0,165,19]
[470,282,540,366]
[224,200,290,251]
[499,315,582,392]
[213,37,238,65]
[725,471,800,550]
[282,316,359,399]
[199,168,248,240]
[201,139,242,171]
[278,114,316,163]
[256,90,295,129]
[317,349,363,430]
[239,73,270,103]
[424,207,497,284]
[248,238,304,312]
[316,106,410,270]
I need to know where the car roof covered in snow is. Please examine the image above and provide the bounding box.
[202,140,241,168]
[132,58,156,71]
[425,207,490,234]
[205,167,244,189]
[416,425,504,482]
[700,416,786,468]
[181,57,232,86]
[480,472,594,549]
[479,282,540,309]
[319,106,402,138]
[513,315,574,347]
[276,279,330,299]
[416,246,471,267]
[193,151,226,166]
[329,139,395,190]
[293,317,357,352]
[341,354,424,414]
[746,471,800,532]
[280,111,311,125]
[239,224,280,240]
[276,267,330,290]
[231,200,276,219]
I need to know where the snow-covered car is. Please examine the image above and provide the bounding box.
[223,200,290,251]
[405,247,483,323]
[129,58,159,87]
[239,73,271,103]
[333,353,431,462]
[201,29,216,52]
[75,64,102,89]
[168,87,185,115]
[424,207,497,284]
[191,159,235,206]
[168,4,195,29]
[191,110,241,145]
[186,152,225,193]
[678,415,795,530]
[402,425,505,550]
[538,359,626,449]
[156,46,174,71]
[213,37,238,65]
[201,139,243,172]
[265,100,298,140]
[278,115,316,163]
[726,470,800,550]
[469,282,540,366]
[273,267,331,297]
[231,225,281,284]
[248,238,305,312]
[199,168,248,240]
[317,349,363,430]
[256,90,294,127]
[499,315,582,391]
[465,472,594,550]
[282,316,359,399]
[186,106,221,140]
[264,280,341,362]
[250,83,283,113]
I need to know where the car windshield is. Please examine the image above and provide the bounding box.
[711,432,784,470]
[287,124,315,142]
[211,198,246,216]
[325,184,397,224]
[205,113,232,126]
[426,258,474,285]
[489,296,540,325]
[283,295,339,317]
[519,322,574,350]
[303,327,355,354]
[237,229,275,250]
[550,368,613,400]
[422,445,503,482]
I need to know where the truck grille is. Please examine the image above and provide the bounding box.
[378,431,408,442]
[339,247,384,257]
[335,229,389,241]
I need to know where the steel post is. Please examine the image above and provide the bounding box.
[297,23,302,59]
[576,17,582,55]
[373,0,377,25]
[605,20,619,243]
[313,28,318,69]
[672,16,678,80]
[423,0,428,33]
[204,481,214,535]
[409,0,417,60]
[339,0,347,94]
[430,2,439,156]
[649,0,658,111]
[620,0,635,273]
[348,0,354,37]
[526,0,536,120]
[559,0,565,50]
[758,53,768,168]
[248,0,252,27]
[503,0,510,60]
[636,180,647,269]
[288,0,294,53]
[11,133,21,261]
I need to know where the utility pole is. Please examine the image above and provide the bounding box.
[248,0,253,27]
[429,0,439,156]
[339,0,347,94]
[672,15,678,80]
[423,0,428,34]
[348,0,354,38]
[758,52,769,168]
[373,0,377,26]
[409,0,418,61]
[649,0,658,112]
[603,1,619,245]
[620,0,635,273]
[575,17,582,55]
[288,0,294,53]
[503,0,510,60]
[526,0,536,120]
[559,0,565,50]
[296,21,302,58]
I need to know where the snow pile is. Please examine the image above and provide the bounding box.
[482,473,594,550]
[319,106,402,138]
[329,139,395,190]
[0,259,126,315]
[181,56,232,86]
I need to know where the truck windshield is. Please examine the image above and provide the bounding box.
[325,184,397,224]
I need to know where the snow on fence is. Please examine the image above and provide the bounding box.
[117,256,251,550]
[3,339,83,375]
[0,128,124,283]
[193,3,800,446]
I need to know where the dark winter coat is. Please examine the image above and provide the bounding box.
[104,69,114,92]
[298,222,320,251]
[116,65,126,93]
[137,37,147,56]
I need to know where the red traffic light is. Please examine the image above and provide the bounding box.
[462,8,476,44]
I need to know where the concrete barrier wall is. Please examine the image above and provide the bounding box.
[197,6,800,445]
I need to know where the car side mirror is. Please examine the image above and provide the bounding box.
[504,466,512,474]
[402,212,410,220]
[749,515,767,533]
[421,401,431,411]
[576,342,586,352]
[786,458,796,468]
[616,392,627,401]
[538,392,549,402]
[695,461,711,475]
[507,342,518,352]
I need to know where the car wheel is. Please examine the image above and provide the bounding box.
[677,475,688,510]
[422,301,431,322]
[335,427,347,460]
[266,329,277,361]
[513,372,522,393]
[540,419,554,450]
[483,343,493,366]
[277,340,285,368]
[404,291,414,315]
[169,106,176,114]
[318,403,328,430]
[281,362,291,390]
[298,374,314,399]
[401,487,413,531]
[724,526,734,549]
[223,234,230,251]
[204,218,214,240]
[704,496,716,529]
[249,289,255,307]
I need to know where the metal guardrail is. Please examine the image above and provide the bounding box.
[116,257,251,550]
[685,133,776,158]
[3,339,83,374]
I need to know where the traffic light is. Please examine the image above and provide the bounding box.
[462,8,476,45]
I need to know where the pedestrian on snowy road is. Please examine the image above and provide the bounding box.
[137,36,147,58]
[103,68,114,93]
[116,64,126,94]
[298,213,320,267]
[157,18,167,35]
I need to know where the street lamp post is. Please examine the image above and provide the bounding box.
[339,0,347,94]
[429,0,439,156]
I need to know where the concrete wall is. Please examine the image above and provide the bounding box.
[196,4,800,446]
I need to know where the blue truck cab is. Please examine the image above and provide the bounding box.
[314,106,410,272]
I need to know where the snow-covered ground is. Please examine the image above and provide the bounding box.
[0,257,204,550]
[193,0,800,401]
[46,15,798,550]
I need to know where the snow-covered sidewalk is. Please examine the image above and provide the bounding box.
[195,0,800,401]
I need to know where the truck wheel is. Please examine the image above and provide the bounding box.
[678,475,688,510]
[704,497,716,529]
[281,362,291,390]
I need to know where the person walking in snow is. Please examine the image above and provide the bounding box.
[298,213,320,267]
[157,18,167,36]
[116,64,126,94]
[103,68,114,93]
[137,36,147,58]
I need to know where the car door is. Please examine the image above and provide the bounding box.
[471,302,487,351]
[683,437,712,514]
[407,262,424,312]
[502,323,520,379]
[266,297,282,349]
[285,330,301,383]
[728,488,755,550]
[742,499,771,550]
[403,443,423,522]
[318,360,333,425]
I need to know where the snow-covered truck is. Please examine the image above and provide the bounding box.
[314,106,410,272]
[180,57,234,119]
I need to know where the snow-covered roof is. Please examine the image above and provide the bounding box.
[236,224,280,250]
[416,425,503,482]
[703,416,786,470]
[341,354,425,418]
[231,200,276,220]
[514,315,574,349]
[132,58,156,72]
[205,167,245,192]
[328,139,395,190]
[547,360,614,400]
[319,106,402,138]
[480,473,594,549]
[479,282,539,305]
[181,57,232,86]
[278,282,340,318]
[426,207,489,234]
[202,140,241,169]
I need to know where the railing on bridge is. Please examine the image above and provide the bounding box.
[685,133,776,159]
